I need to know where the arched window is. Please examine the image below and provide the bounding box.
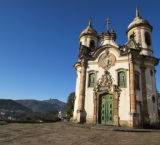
[152,95,155,103]
[88,73,95,87]
[135,74,140,90]
[89,40,95,49]
[118,71,126,87]
[144,31,151,46]
[150,69,153,76]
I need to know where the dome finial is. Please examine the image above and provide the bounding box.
[89,17,92,26]
[136,7,140,17]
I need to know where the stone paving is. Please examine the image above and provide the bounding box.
[0,122,160,145]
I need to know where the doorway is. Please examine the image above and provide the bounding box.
[99,93,114,124]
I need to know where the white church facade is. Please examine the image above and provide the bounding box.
[73,8,159,127]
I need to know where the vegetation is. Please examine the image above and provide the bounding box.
[21,110,60,122]
[0,99,64,122]
[66,92,75,117]
[0,121,8,125]
[0,111,28,120]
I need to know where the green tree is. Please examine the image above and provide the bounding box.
[66,92,75,117]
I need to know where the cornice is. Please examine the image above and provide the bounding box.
[73,62,81,70]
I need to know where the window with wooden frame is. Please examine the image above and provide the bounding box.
[88,73,95,87]
[135,74,140,90]
[118,71,126,87]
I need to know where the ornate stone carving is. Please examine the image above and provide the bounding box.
[119,45,129,55]
[98,50,116,70]
[125,37,141,51]
[93,72,121,126]
[93,71,113,93]
[114,85,122,99]
[79,45,91,58]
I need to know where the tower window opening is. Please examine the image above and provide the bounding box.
[152,95,155,103]
[144,31,151,46]
[90,40,95,50]
[150,69,153,76]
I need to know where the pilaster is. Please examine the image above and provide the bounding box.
[129,55,136,127]
[77,57,87,123]
[93,92,98,124]
[140,65,149,126]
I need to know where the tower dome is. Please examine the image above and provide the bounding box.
[79,18,98,39]
[127,8,152,33]
[79,18,99,49]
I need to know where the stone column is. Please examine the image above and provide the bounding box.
[129,57,136,127]
[77,58,87,123]
[140,66,149,127]
[129,60,136,113]
[114,85,121,126]
[114,93,119,126]
[93,92,97,124]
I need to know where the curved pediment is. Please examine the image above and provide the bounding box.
[90,44,121,61]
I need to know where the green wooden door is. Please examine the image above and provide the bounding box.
[99,94,113,124]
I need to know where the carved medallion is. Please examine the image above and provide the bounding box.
[98,50,116,70]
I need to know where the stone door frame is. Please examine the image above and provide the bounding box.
[93,90,120,126]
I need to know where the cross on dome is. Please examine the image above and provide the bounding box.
[105,18,111,32]
[89,17,92,26]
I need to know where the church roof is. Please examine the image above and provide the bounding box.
[79,18,98,39]
[127,8,152,32]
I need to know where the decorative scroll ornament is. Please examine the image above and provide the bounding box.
[114,85,122,99]
[125,36,141,51]
[98,50,116,70]
[93,71,113,93]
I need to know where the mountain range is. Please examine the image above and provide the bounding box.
[0,99,66,114]
[0,99,33,113]
[15,99,66,113]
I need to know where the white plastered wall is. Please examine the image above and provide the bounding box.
[80,36,98,48]
[140,28,153,56]
[73,68,81,118]
[145,64,159,124]
[84,47,131,123]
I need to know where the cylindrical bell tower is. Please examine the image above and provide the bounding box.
[126,8,153,56]
[79,18,99,50]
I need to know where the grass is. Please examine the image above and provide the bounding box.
[0,121,8,125]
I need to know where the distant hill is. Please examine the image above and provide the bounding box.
[0,99,32,113]
[15,99,66,114]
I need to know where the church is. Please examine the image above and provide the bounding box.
[73,8,159,127]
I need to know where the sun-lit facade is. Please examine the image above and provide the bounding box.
[73,8,159,127]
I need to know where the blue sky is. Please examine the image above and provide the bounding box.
[0,0,160,102]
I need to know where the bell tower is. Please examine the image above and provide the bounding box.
[126,8,153,56]
[79,18,99,50]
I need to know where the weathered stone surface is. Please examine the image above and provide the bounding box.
[0,122,160,145]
